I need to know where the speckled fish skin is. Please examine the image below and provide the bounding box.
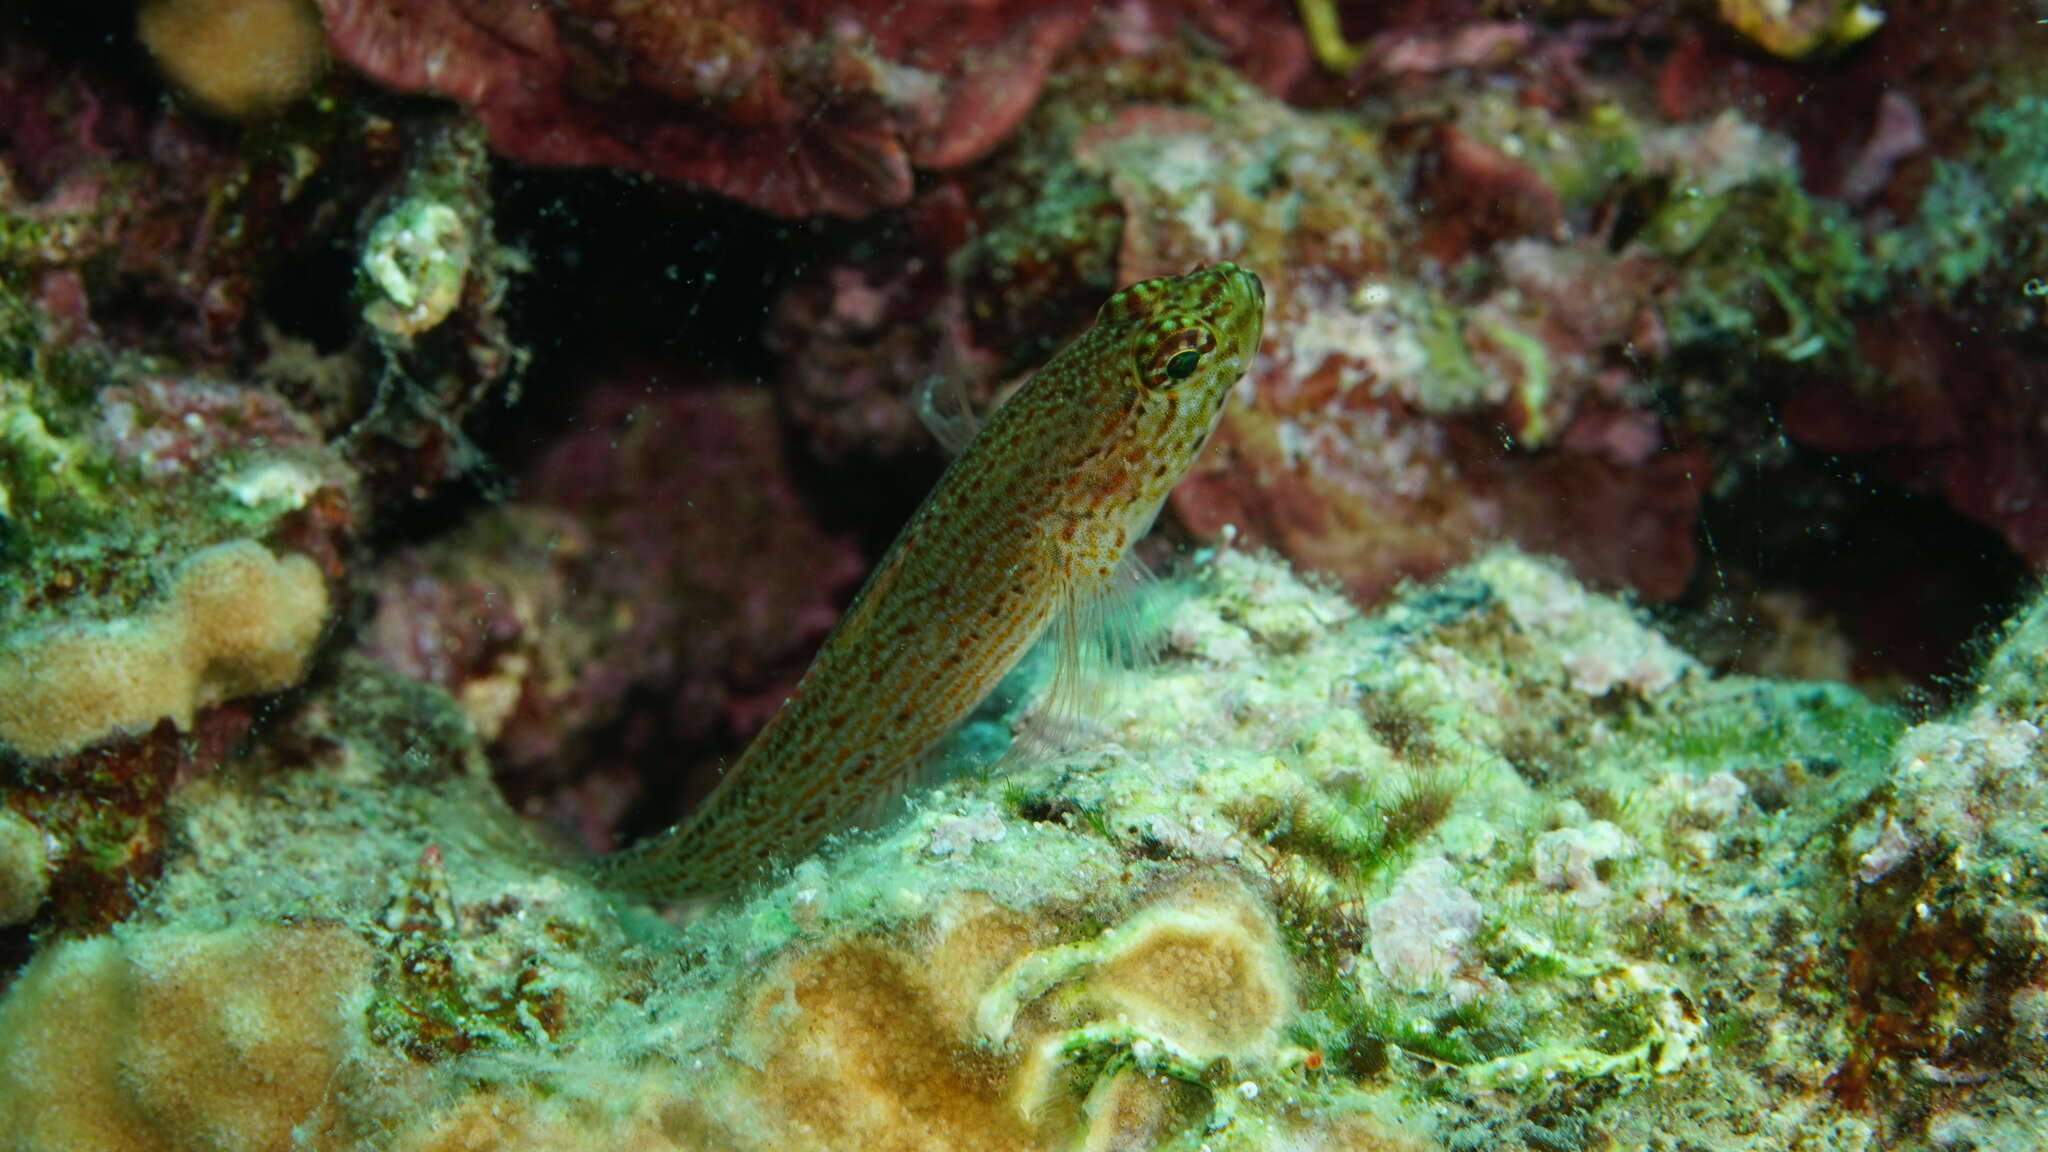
[593,263,1266,899]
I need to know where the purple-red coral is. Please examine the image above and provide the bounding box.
[0,43,255,358]
[319,0,1093,218]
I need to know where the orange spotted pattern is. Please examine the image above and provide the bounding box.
[592,264,1266,899]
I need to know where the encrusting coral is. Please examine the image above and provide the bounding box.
[0,807,50,927]
[0,540,329,757]
[0,922,373,1152]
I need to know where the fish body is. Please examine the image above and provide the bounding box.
[593,263,1266,899]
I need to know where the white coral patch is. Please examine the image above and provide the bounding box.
[1368,855,1483,992]
[1533,821,1637,900]
[220,460,319,511]
[926,806,1007,858]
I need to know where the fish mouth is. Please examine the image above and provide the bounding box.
[1237,266,1265,305]
[1213,264,1267,357]
[1199,261,1264,306]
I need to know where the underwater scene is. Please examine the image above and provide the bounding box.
[1,1,2047,1149]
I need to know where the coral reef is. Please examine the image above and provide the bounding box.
[1781,94,2048,567]
[364,384,863,843]
[755,37,1865,607]
[740,1,2045,641]
[0,35,370,364]
[1076,69,1728,603]
[1,2,2046,1149]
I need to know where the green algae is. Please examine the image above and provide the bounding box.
[1659,176,1881,367]
[1637,681,1902,776]
[1449,93,1648,218]
[1889,96,2048,308]
[0,376,106,526]
[0,281,353,647]
[0,283,114,533]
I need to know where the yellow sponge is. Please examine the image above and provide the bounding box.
[0,540,330,757]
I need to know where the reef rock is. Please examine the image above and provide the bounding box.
[8,546,2042,1148]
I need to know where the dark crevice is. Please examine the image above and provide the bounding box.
[1672,442,2030,705]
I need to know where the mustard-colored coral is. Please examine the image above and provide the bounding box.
[136,0,328,119]
[977,875,1304,1145]
[1072,881,1293,1061]
[0,807,50,926]
[0,540,330,757]
[371,878,1368,1152]
[0,922,373,1152]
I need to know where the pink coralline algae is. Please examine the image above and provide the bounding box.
[94,375,321,478]
[765,190,989,462]
[365,383,863,846]
[0,46,242,357]
[0,41,365,365]
[1069,76,1706,604]
[318,0,1094,218]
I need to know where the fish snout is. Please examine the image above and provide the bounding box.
[1200,261,1264,306]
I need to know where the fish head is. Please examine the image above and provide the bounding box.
[1089,261,1265,483]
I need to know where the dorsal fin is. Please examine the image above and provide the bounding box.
[915,367,982,457]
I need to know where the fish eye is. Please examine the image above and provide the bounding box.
[1138,322,1218,390]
